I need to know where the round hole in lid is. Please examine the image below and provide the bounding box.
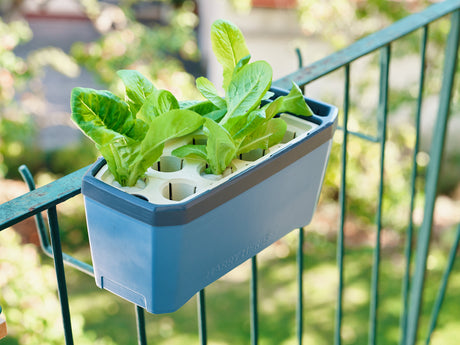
[191,135,207,146]
[152,156,184,172]
[239,148,266,162]
[281,130,297,143]
[161,180,197,201]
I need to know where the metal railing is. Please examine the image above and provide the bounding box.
[1,1,459,344]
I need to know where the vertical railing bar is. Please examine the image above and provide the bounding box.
[334,64,350,345]
[399,24,429,345]
[18,165,51,252]
[405,10,460,345]
[425,223,460,344]
[135,306,147,345]
[295,47,305,345]
[47,206,74,345]
[297,228,304,345]
[198,289,207,345]
[406,9,460,345]
[18,165,94,276]
[369,44,391,345]
[250,256,259,345]
[295,47,306,94]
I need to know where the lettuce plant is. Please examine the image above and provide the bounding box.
[71,19,314,187]
[71,70,204,187]
[172,19,314,174]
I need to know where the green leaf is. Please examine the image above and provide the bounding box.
[266,117,288,146]
[265,83,314,120]
[211,19,250,90]
[232,108,266,140]
[137,89,179,123]
[179,100,201,109]
[71,85,204,187]
[117,70,156,115]
[172,144,208,160]
[182,100,219,115]
[203,118,237,175]
[123,109,204,186]
[262,90,275,101]
[233,54,251,77]
[196,77,226,108]
[98,137,147,187]
[180,99,227,121]
[70,87,142,145]
[126,119,149,140]
[237,118,287,155]
[140,109,205,155]
[203,108,227,122]
[221,61,273,134]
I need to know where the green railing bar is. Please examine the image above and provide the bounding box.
[405,9,460,345]
[335,127,379,143]
[297,228,304,345]
[0,165,88,231]
[334,64,350,345]
[295,47,305,94]
[251,256,259,345]
[135,306,147,345]
[425,223,460,344]
[295,48,305,345]
[198,289,207,345]
[18,165,94,276]
[399,25,428,345]
[273,0,460,89]
[19,165,51,251]
[48,206,74,345]
[368,45,391,345]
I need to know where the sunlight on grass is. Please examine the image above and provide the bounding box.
[431,322,460,345]
[305,263,337,301]
[344,284,369,307]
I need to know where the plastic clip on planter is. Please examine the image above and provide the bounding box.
[81,87,338,313]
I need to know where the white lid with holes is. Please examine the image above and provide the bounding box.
[95,114,316,205]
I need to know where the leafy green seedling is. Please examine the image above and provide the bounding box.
[71,70,204,187]
[71,19,314,186]
[172,19,314,175]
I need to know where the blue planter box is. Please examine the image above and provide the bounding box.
[82,89,338,313]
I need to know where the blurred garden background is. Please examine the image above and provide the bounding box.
[1,0,459,344]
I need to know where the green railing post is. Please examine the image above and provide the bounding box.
[251,256,259,345]
[198,289,207,345]
[135,306,147,345]
[18,165,94,276]
[425,223,460,344]
[405,9,460,345]
[368,44,391,345]
[399,24,429,345]
[334,64,350,345]
[48,206,74,345]
[297,228,304,345]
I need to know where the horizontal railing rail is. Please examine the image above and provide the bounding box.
[1,1,459,344]
[273,0,460,89]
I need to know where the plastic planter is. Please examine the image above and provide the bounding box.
[81,88,338,314]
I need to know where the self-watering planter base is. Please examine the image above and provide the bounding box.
[82,90,338,314]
